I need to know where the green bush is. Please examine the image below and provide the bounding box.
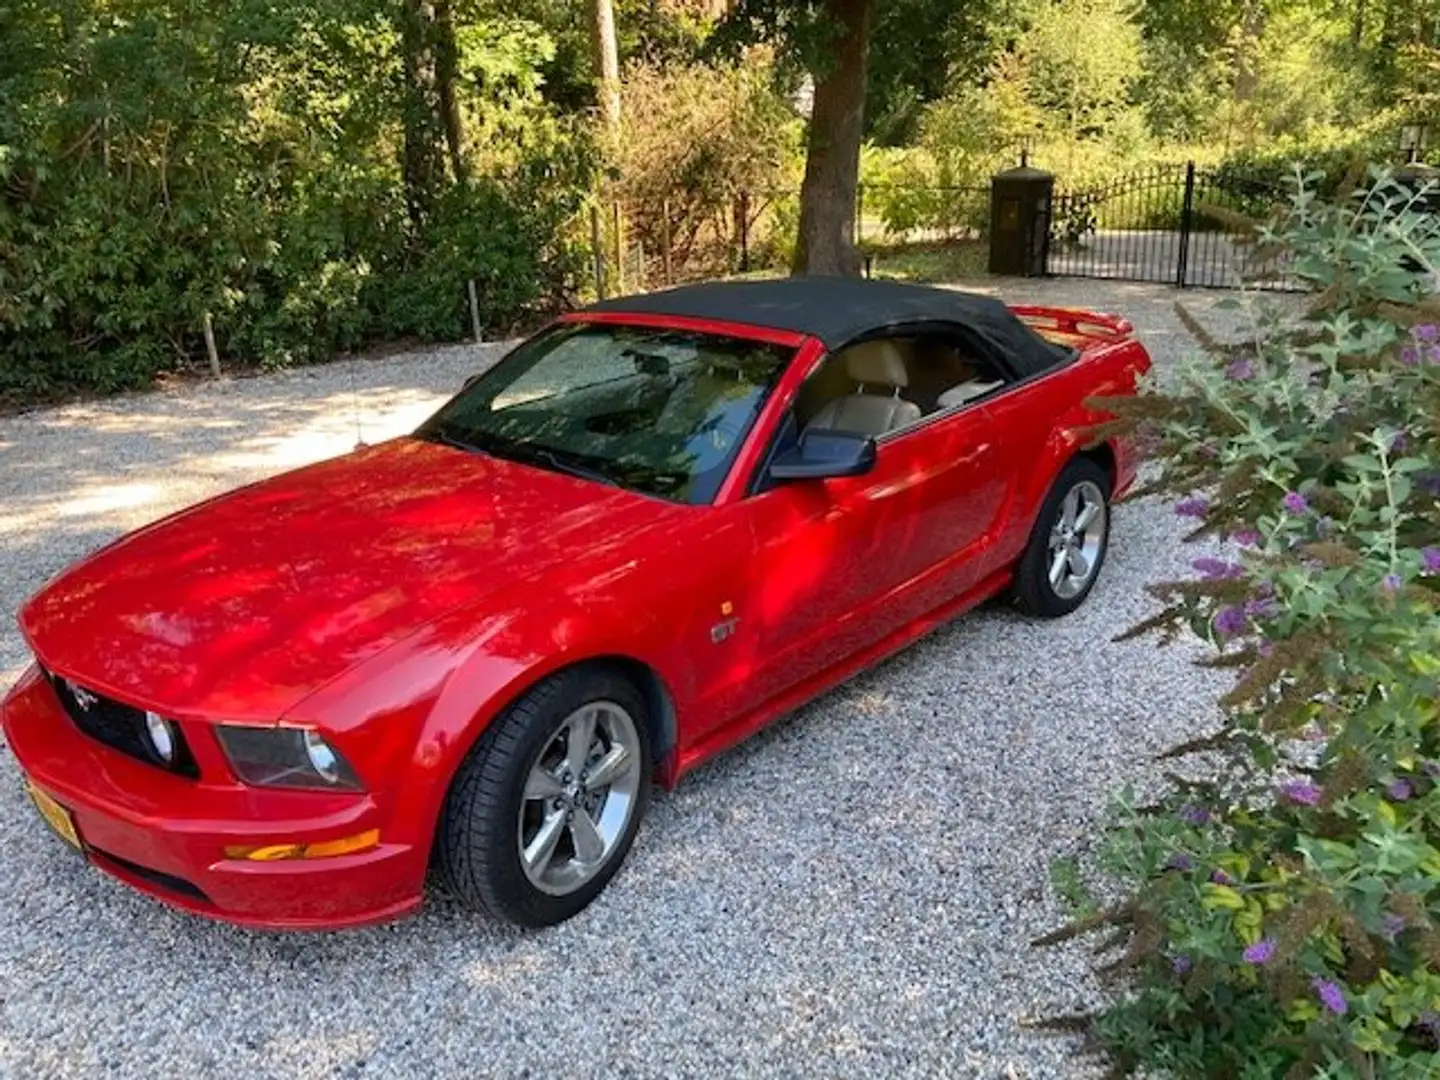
[0,0,592,405]
[1047,171,1440,1078]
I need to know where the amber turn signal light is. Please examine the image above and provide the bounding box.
[224,828,380,862]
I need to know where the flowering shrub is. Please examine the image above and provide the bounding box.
[1044,172,1440,1078]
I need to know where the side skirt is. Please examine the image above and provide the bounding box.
[668,565,1015,784]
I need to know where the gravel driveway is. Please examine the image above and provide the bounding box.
[0,279,1253,1080]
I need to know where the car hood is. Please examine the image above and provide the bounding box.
[20,437,685,721]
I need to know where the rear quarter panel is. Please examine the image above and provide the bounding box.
[985,318,1152,570]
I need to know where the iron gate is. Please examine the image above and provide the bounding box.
[1047,162,1300,289]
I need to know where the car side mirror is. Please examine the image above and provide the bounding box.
[768,429,877,483]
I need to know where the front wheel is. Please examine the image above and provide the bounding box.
[1013,458,1111,618]
[437,667,652,927]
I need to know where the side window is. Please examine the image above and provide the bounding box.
[792,338,924,439]
[906,334,1009,414]
[790,330,1011,442]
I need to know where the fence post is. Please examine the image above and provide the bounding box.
[590,205,606,300]
[466,280,483,343]
[661,198,673,285]
[1176,161,1196,289]
[738,191,750,274]
[612,201,625,295]
[202,312,221,378]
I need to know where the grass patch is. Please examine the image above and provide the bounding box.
[865,239,988,283]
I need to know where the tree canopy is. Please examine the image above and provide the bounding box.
[2,0,1436,399]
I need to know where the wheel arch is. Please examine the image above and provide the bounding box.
[1073,439,1117,494]
[444,652,681,795]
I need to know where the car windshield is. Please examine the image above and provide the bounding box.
[415,321,795,504]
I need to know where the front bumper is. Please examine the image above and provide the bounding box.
[2,665,427,930]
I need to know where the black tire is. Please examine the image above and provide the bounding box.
[1013,457,1112,618]
[437,665,652,927]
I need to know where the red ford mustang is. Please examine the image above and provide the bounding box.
[4,279,1151,930]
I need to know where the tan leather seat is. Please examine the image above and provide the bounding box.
[807,341,921,437]
[936,377,1005,409]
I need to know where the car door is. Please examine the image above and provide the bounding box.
[733,386,1008,711]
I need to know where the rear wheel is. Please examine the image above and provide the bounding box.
[1013,458,1111,618]
[437,667,651,927]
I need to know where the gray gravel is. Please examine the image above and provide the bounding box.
[0,280,1256,1080]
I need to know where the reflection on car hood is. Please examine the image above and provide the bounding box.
[21,437,683,721]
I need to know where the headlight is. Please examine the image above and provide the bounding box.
[215,726,362,791]
[144,711,175,763]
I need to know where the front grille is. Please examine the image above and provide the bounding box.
[92,848,211,904]
[43,669,200,779]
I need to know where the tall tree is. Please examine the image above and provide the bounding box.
[793,0,872,275]
[591,0,622,141]
[399,0,466,231]
[715,0,877,276]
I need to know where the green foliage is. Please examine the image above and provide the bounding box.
[615,57,803,279]
[1047,173,1440,1078]
[0,0,593,402]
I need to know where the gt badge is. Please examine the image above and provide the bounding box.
[711,601,739,644]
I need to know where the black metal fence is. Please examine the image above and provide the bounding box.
[1048,162,1300,290]
[577,161,1310,302]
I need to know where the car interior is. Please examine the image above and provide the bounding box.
[793,332,1010,440]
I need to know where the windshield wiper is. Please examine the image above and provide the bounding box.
[525,447,618,488]
[424,429,488,456]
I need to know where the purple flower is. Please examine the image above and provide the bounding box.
[1214,606,1248,638]
[1312,977,1348,1016]
[1383,913,1407,939]
[1165,852,1193,872]
[1389,779,1414,801]
[1422,547,1440,576]
[1279,780,1323,806]
[1391,431,1408,453]
[1210,869,1234,886]
[1231,529,1263,547]
[1416,324,1438,343]
[1282,491,1309,515]
[1243,938,1276,965]
[1244,596,1280,620]
[1180,805,1211,825]
[1172,954,1192,974]
[1422,473,1440,497]
[1194,557,1244,581]
[1225,357,1255,380]
[1382,573,1403,595]
[1401,345,1421,366]
[1176,496,1210,519]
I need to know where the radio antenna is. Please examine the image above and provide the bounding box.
[348,356,367,451]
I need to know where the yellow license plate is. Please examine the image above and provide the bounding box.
[25,780,82,850]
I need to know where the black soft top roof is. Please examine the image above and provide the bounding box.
[583,277,1073,377]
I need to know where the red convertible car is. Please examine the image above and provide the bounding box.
[4,278,1150,930]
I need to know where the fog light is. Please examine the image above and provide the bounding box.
[144,711,175,763]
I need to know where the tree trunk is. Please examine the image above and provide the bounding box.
[590,0,622,144]
[400,0,447,234]
[1232,1,1266,104]
[1351,0,1367,48]
[435,0,468,184]
[791,0,873,277]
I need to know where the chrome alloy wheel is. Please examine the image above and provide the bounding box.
[517,701,642,897]
[1046,478,1107,600]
